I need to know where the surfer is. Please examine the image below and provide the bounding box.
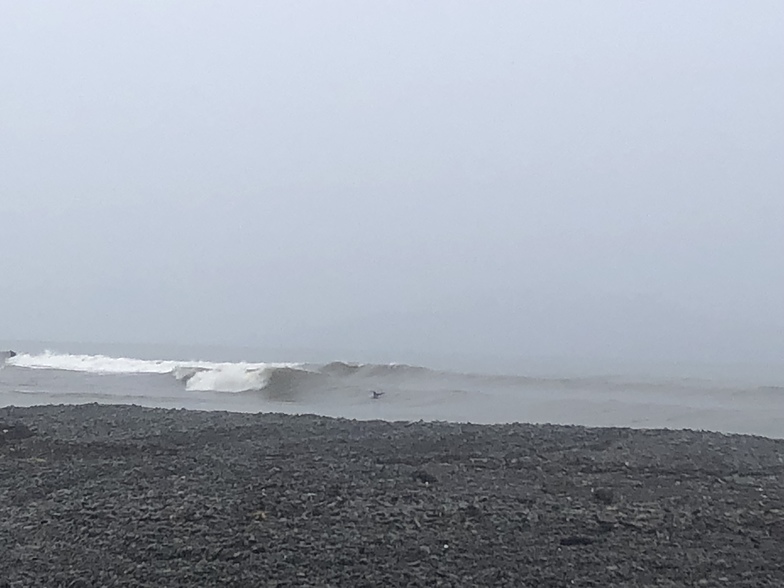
[370,390,384,399]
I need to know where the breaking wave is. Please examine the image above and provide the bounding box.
[6,351,303,393]
[4,351,438,396]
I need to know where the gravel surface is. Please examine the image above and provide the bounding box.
[2,404,784,587]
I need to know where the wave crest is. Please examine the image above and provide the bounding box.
[7,351,302,393]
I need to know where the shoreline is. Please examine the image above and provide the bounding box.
[2,404,783,586]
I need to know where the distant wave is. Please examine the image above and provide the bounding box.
[318,361,434,378]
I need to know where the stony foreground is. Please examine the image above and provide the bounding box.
[1,405,784,587]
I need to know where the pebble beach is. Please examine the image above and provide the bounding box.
[2,404,784,587]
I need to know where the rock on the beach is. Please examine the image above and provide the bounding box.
[592,486,615,505]
[0,421,33,442]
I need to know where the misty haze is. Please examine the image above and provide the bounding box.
[2,1,782,369]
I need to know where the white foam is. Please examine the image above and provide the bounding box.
[184,365,274,393]
[7,351,298,393]
[10,351,179,374]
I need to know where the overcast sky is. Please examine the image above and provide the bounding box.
[1,1,782,363]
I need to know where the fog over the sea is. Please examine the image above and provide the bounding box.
[1,2,782,366]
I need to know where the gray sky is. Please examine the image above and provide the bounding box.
[1,1,782,363]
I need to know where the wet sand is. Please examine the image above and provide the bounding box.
[2,404,784,587]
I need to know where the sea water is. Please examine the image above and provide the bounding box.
[2,341,784,438]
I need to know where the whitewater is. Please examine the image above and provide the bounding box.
[3,347,784,438]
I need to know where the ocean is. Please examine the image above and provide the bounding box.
[2,341,784,438]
